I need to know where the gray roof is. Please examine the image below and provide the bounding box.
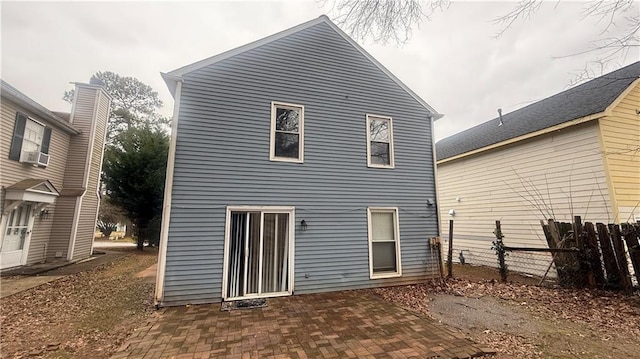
[0,79,81,134]
[436,61,640,161]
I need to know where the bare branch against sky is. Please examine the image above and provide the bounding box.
[327,0,638,82]
[322,0,449,44]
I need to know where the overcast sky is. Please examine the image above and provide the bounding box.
[2,1,638,141]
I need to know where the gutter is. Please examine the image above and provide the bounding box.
[1,91,81,135]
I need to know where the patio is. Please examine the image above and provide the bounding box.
[112,290,493,359]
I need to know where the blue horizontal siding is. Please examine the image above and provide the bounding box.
[162,21,438,306]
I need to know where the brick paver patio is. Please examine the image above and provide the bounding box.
[112,290,493,359]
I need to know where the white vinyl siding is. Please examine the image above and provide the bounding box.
[270,102,304,163]
[366,114,394,168]
[437,121,612,277]
[367,207,402,278]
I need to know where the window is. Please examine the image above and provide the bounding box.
[270,102,304,163]
[367,207,401,278]
[22,119,45,153]
[366,114,394,168]
[9,112,51,163]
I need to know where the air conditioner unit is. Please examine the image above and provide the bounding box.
[36,152,50,167]
[21,151,50,167]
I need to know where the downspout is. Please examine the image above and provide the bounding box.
[429,113,444,239]
[430,113,445,277]
[155,76,183,307]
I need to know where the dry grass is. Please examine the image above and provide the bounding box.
[0,249,158,358]
[371,269,640,358]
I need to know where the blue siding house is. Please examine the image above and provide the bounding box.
[156,16,442,306]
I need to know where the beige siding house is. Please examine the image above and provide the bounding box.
[0,80,111,270]
[436,62,640,276]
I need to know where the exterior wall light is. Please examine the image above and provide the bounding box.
[39,209,50,220]
[300,220,308,231]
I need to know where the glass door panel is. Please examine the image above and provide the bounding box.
[226,210,291,299]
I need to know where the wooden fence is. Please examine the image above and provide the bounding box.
[494,216,639,291]
[537,216,639,292]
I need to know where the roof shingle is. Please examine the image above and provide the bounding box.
[436,61,640,161]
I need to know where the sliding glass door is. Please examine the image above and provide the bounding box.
[224,207,293,300]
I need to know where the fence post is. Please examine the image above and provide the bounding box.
[611,224,633,294]
[574,216,592,288]
[494,220,507,282]
[621,223,640,286]
[596,223,621,287]
[447,220,454,278]
[584,222,605,287]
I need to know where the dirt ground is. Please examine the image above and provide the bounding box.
[0,248,158,359]
[373,264,640,358]
[3,255,638,358]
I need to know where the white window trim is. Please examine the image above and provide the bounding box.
[367,207,402,279]
[222,205,296,301]
[366,114,395,169]
[270,102,304,163]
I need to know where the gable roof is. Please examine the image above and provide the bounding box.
[6,178,59,193]
[436,61,640,162]
[162,15,441,117]
[4,179,60,205]
[0,79,81,135]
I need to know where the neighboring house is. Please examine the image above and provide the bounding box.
[436,62,640,276]
[155,16,442,306]
[0,80,111,270]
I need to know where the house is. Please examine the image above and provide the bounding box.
[0,79,111,270]
[436,62,640,276]
[155,15,442,306]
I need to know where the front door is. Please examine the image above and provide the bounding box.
[1,203,34,269]
[224,207,294,300]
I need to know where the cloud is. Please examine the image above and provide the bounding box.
[1,1,636,141]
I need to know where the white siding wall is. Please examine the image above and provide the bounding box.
[437,121,612,276]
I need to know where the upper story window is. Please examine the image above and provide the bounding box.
[270,102,304,163]
[9,112,52,167]
[366,114,394,168]
[22,118,45,154]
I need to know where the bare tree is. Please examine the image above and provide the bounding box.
[325,0,638,78]
[322,0,449,44]
[493,0,639,80]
